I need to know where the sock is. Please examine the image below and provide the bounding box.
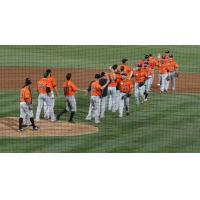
[19,118,23,130]
[69,111,75,121]
[57,109,67,119]
[30,117,36,128]
[145,92,148,99]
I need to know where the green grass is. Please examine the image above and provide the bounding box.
[0,45,200,72]
[1,90,200,152]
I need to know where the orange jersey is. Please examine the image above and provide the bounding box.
[48,76,57,90]
[20,87,32,103]
[108,72,117,87]
[148,57,157,69]
[63,80,77,96]
[119,80,133,93]
[118,64,132,76]
[157,63,168,74]
[143,67,153,77]
[167,61,179,72]
[133,70,148,83]
[37,78,51,94]
[91,81,101,96]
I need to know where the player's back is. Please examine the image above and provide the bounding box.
[37,78,49,94]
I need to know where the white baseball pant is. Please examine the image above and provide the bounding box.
[20,102,34,119]
[35,93,55,121]
[135,83,145,105]
[100,96,107,119]
[86,96,101,123]
[107,86,117,112]
[43,91,55,119]
[160,74,168,92]
[119,92,130,117]
[66,96,77,112]
[166,71,176,91]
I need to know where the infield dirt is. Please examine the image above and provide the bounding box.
[0,67,200,93]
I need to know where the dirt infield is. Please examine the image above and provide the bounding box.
[0,117,98,137]
[0,67,200,93]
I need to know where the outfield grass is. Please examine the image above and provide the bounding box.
[1,90,200,152]
[0,45,200,72]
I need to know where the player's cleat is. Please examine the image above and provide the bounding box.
[126,112,130,116]
[17,128,24,132]
[164,90,168,93]
[32,126,39,131]
[144,98,148,102]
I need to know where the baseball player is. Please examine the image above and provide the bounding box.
[118,73,133,117]
[43,69,59,120]
[118,58,132,79]
[56,73,79,123]
[99,72,109,119]
[35,72,56,122]
[143,62,153,101]
[18,78,38,131]
[86,73,109,124]
[165,54,179,91]
[158,59,169,93]
[107,65,118,112]
[133,64,148,105]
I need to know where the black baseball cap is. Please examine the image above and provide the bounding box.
[122,58,128,63]
[95,74,101,79]
[165,50,170,54]
[144,54,149,59]
[25,78,32,86]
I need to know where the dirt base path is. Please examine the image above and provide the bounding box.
[0,67,200,93]
[0,117,98,137]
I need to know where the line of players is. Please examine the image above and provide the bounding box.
[18,50,179,130]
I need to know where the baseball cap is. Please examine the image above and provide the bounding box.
[112,64,118,70]
[122,58,128,63]
[95,74,101,79]
[165,50,170,54]
[25,78,32,86]
[144,54,149,59]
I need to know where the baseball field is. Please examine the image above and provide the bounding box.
[0,45,200,152]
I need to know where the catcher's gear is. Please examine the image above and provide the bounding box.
[46,87,51,93]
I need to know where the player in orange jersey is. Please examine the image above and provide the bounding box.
[86,73,110,124]
[35,72,56,122]
[56,73,78,123]
[18,78,38,131]
[157,60,169,93]
[43,69,59,120]
[118,58,132,79]
[118,73,133,117]
[133,64,148,104]
[107,64,118,112]
[165,54,179,91]
[143,62,154,101]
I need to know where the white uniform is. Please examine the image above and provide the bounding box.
[44,91,55,119]
[107,86,117,112]
[119,93,130,117]
[135,83,145,104]
[35,93,55,121]
[160,73,168,92]
[20,102,33,119]
[166,71,176,91]
[86,96,101,123]
[66,96,77,112]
